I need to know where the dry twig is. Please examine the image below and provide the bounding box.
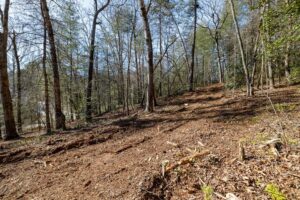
[165,150,210,173]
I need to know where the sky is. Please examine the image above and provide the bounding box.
[0,0,91,9]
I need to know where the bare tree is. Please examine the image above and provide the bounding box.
[284,0,291,85]
[11,31,22,133]
[139,0,155,112]
[0,0,19,140]
[189,0,198,92]
[42,20,51,134]
[40,0,66,129]
[200,0,227,83]
[264,1,274,89]
[229,0,252,96]
[86,0,110,122]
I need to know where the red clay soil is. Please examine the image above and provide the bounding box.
[0,84,299,200]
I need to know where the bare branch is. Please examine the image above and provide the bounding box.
[154,38,177,70]
[0,7,3,26]
[95,0,111,16]
[146,0,152,14]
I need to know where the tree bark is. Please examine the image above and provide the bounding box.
[126,13,136,115]
[134,37,141,104]
[133,13,141,104]
[126,31,134,115]
[267,57,274,89]
[284,42,291,85]
[106,48,112,112]
[229,0,252,96]
[94,51,102,115]
[215,36,223,83]
[42,25,51,134]
[189,0,197,92]
[117,29,125,110]
[264,2,274,89]
[86,15,97,122]
[69,51,74,121]
[0,0,18,140]
[284,0,291,85]
[12,31,22,133]
[40,0,66,130]
[139,0,155,112]
[12,58,15,97]
[159,10,163,96]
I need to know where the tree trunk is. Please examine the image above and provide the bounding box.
[106,49,112,112]
[12,58,15,97]
[284,42,291,85]
[126,14,136,115]
[117,29,125,110]
[74,52,81,120]
[189,0,197,92]
[159,10,163,96]
[250,32,260,93]
[69,51,74,121]
[258,50,264,90]
[284,0,291,85]
[126,32,133,115]
[139,0,155,112]
[215,36,223,83]
[40,0,66,130]
[42,25,51,134]
[264,2,274,89]
[86,17,96,122]
[133,15,141,104]
[86,0,110,122]
[267,58,274,89]
[202,55,206,86]
[229,0,251,96]
[12,32,22,133]
[95,52,102,115]
[0,0,18,140]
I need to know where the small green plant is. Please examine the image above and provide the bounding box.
[250,116,261,123]
[274,103,297,112]
[290,66,300,84]
[288,138,299,145]
[202,185,213,200]
[249,133,269,145]
[265,183,286,200]
[255,179,262,187]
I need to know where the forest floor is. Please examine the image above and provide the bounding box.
[0,84,300,200]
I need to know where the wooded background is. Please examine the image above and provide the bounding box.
[0,0,299,140]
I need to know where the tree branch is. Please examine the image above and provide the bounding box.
[146,0,152,14]
[154,38,177,71]
[95,0,111,16]
[0,7,3,26]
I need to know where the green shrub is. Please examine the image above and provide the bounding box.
[202,185,213,200]
[290,66,300,84]
[265,183,286,200]
[274,103,297,112]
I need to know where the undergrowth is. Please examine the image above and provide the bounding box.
[265,183,286,200]
[201,185,213,200]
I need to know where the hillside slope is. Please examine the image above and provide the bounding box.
[0,85,299,200]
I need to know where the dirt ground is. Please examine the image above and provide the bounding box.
[0,84,299,200]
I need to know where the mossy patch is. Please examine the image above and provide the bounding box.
[265,183,286,200]
[202,185,213,200]
[273,103,297,112]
